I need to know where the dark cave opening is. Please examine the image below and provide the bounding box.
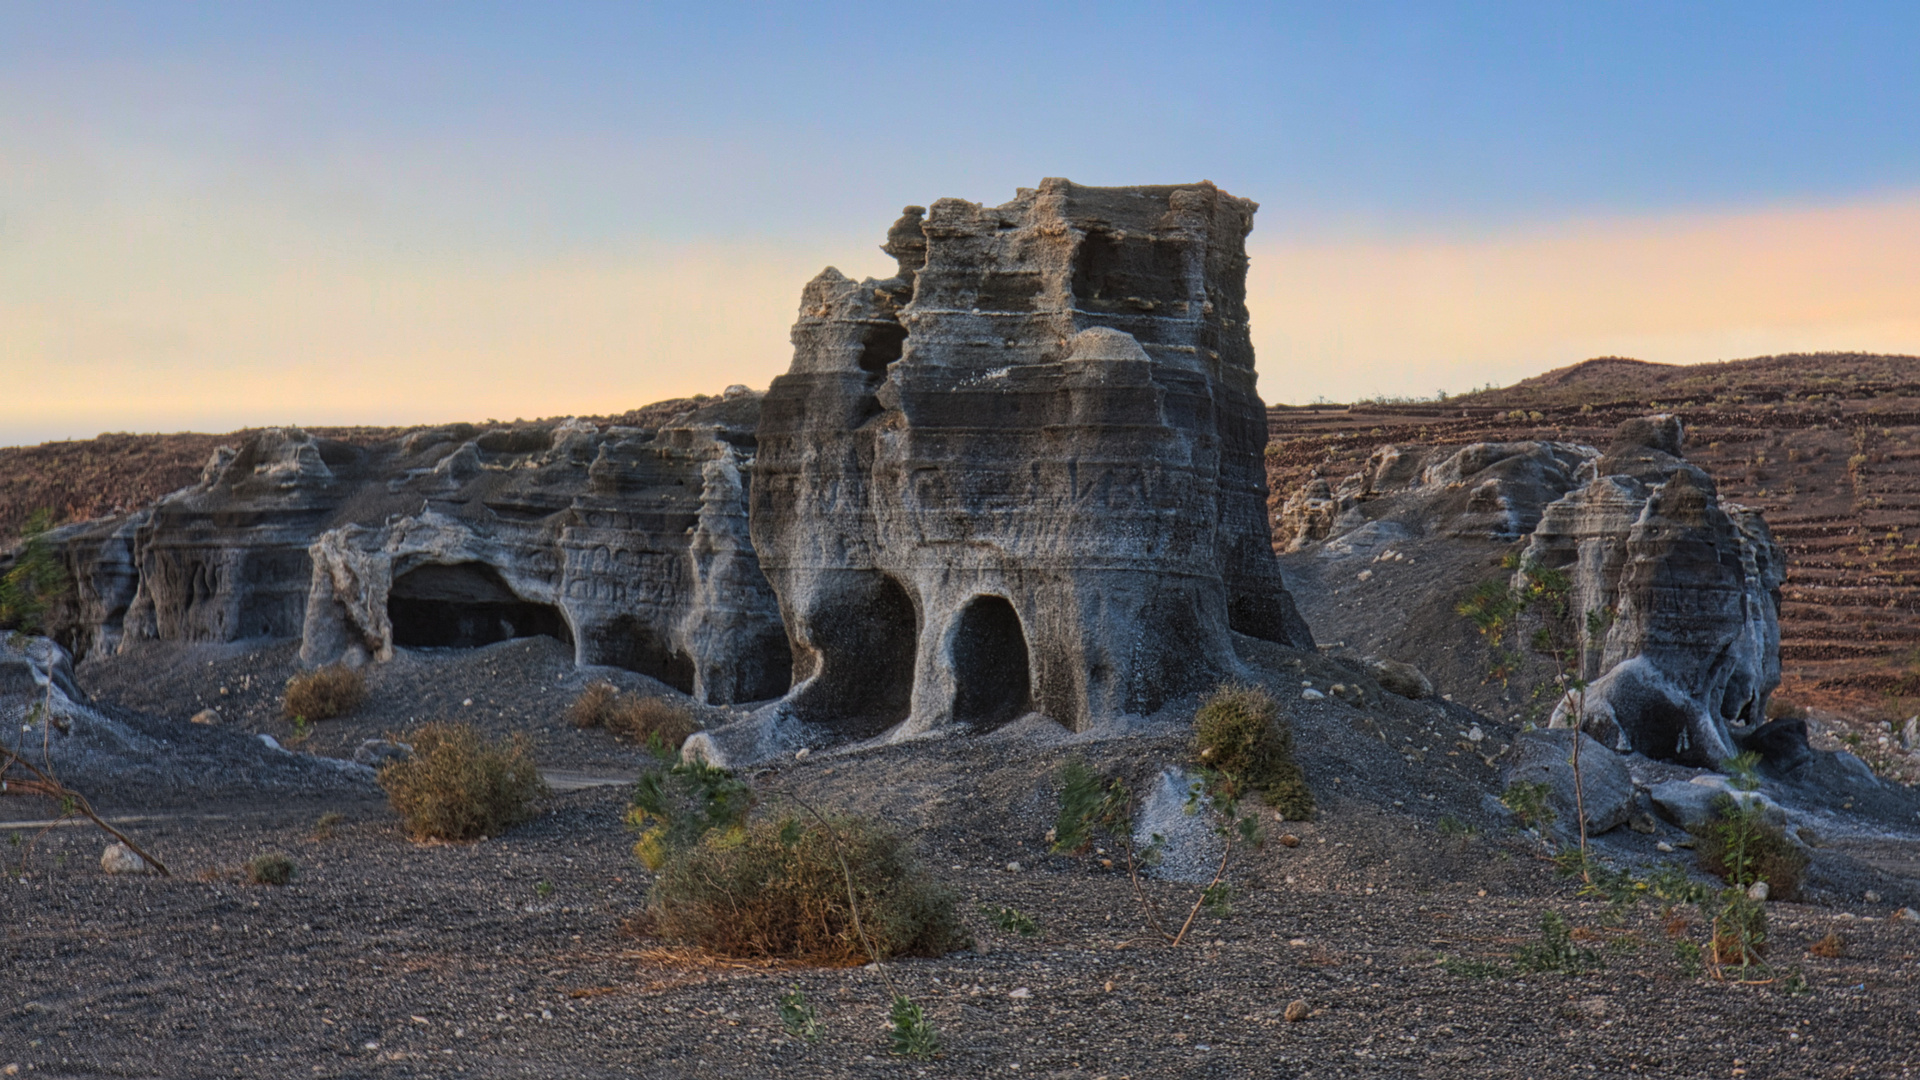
[802,572,919,734]
[950,595,1032,731]
[387,562,573,650]
[857,319,907,375]
[596,613,697,696]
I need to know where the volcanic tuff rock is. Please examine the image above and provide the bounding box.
[1524,415,1785,767]
[1275,416,1785,769]
[750,179,1310,738]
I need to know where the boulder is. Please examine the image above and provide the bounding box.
[352,739,413,768]
[1366,658,1433,700]
[1501,731,1637,836]
[1647,777,1787,829]
[1131,766,1224,884]
[99,842,157,876]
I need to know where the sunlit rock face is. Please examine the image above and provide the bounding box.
[751,179,1312,736]
[1527,416,1785,767]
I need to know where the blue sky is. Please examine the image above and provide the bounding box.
[5,3,1920,440]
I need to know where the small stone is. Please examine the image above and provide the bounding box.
[1005,861,1022,873]
[1891,907,1918,922]
[1284,999,1310,1023]
[353,739,413,767]
[461,698,473,707]
[1278,833,1301,848]
[100,842,156,875]
[1356,569,1373,582]
[793,747,810,760]
[1747,880,1770,902]
[1008,987,1032,999]
[190,708,221,725]
[1865,890,1882,904]
[1301,688,1326,701]
[1467,725,1484,743]
[1656,841,1675,853]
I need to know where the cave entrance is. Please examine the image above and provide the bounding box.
[950,595,1032,731]
[388,562,573,650]
[597,614,697,696]
[799,572,918,735]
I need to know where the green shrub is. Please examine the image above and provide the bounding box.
[1192,683,1314,820]
[626,759,752,870]
[647,814,968,964]
[0,509,66,633]
[377,722,546,841]
[245,851,296,886]
[282,664,367,721]
[1693,795,1808,901]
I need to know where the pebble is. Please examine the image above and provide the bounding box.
[1278,834,1301,848]
[1892,907,1918,922]
[1008,987,1032,999]
[190,708,221,725]
[1467,725,1484,743]
[1865,890,1882,903]
[1301,689,1326,701]
[793,748,810,760]
[1656,841,1676,853]
[1005,861,1022,873]
[1747,881,1770,902]
[1284,999,1310,1023]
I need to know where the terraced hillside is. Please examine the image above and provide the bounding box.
[1265,353,1920,783]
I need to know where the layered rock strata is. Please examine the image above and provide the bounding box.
[752,179,1311,736]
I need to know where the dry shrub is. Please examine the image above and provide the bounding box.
[245,851,296,886]
[283,664,367,721]
[377,722,547,841]
[566,681,620,728]
[648,815,968,964]
[1192,683,1315,820]
[567,681,698,751]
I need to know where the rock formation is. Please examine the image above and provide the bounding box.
[1523,415,1785,766]
[1275,415,1785,768]
[751,179,1311,736]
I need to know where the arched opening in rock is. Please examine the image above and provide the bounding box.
[388,562,573,650]
[950,595,1032,731]
[857,319,907,375]
[594,614,697,696]
[799,572,918,735]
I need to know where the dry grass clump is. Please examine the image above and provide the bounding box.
[648,815,968,964]
[567,681,699,750]
[1192,683,1315,820]
[282,664,367,721]
[377,722,547,841]
[244,851,296,886]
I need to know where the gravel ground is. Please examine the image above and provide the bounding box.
[4,638,1917,1077]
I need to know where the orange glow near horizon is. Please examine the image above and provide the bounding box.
[6,193,1920,444]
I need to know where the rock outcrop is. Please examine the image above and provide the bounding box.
[751,179,1310,736]
[1275,415,1785,769]
[1524,415,1785,766]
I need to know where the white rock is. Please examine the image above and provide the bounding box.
[190,708,221,726]
[1467,725,1485,743]
[1008,987,1032,998]
[1655,841,1675,853]
[1301,688,1326,701]
[1747,880,1770,902]
[100,842,156,875]
[793,747,810,760]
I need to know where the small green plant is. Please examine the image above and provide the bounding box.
[1693,795,1808,900]
[1201,882,1233,918]
[376,722,546,841]
[1191,683,1314,820]
[626,759,753,870]
[245,851,296,886]
[1721,750,1764,792]
[1435,815,1476,839]
[1500,780,1557,842]
[287,714,312,746]
[535,879,554,898]
[777,987,822,1043]
[1707,888,1769,975]
[1674,938,1704,977]
[282,664,366,722]
[887,995,940,1060]
[1512,910,1604,974]
[979,904,1039,937]
[312,811,345,840]
[0,510,67,634]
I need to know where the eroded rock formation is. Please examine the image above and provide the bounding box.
[751,179,1311,736]
[1276,415,1786,768]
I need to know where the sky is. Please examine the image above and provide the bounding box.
[5,2,1920,443]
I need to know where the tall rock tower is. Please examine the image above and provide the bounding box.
[752,179,1312,735]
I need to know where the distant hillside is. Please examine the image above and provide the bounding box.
[1453,352,1920,409]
